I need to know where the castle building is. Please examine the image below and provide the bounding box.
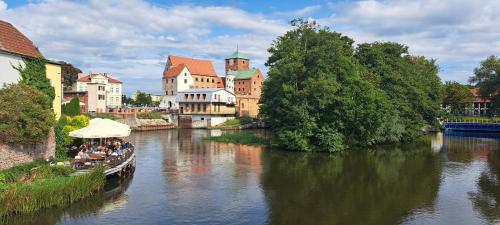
[225,50,264,118]
[161,55,219,109]
[161,49,264,118]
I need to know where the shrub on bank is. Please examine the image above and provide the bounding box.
[137,112,162,119]
[0,166,105,217]
[203,132,266,145]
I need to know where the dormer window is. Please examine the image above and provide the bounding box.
[184,73,187,76]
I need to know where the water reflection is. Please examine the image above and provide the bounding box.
[260,142,442,225]
[4,130,500,225]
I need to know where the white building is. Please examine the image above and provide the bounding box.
[86,83,107,113]
[73,73,123,108]
[176,88,236,128]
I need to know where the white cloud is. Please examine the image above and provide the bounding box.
[0,1,6,10]
[0,0,289,94]
[275,5,321,17]
[318,0,500,83]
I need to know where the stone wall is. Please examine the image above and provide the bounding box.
[0,128,55,170]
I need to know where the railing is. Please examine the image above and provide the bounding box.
[72,145,135,171]
[443,118,500,124]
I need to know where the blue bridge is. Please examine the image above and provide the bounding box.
[443,122,500,132]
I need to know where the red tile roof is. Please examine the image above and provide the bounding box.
[470,88,491,103]
[163,63,187,78]
[78,74,122,84]
[0,20,43,58]
[167,55,217,77]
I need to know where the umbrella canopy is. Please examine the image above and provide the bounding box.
[69,118,131,138]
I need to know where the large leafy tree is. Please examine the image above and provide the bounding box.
[443,81,473,115]
[355,42,443,141]
[0,84,55,144]
[260,20,397,152]
[14,57,55,108]
[60,61,82,91]
[469,55,500,114]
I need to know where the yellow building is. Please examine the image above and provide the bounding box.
[45,61,62,119]
[0,20,63,119]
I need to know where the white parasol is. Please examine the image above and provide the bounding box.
[69,118,131,138]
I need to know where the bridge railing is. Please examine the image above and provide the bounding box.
[443,118,500,124]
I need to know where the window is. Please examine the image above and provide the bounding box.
[197,104,201,112]
[98,86,105,91]
[202,94,206,100]
[254,81,256,84]
[110,87,114,92]
[190,94,194,100]
[196,78,199,81]
[184,73,187,76]
[171,91,173,95]
[233,59,236,63]
[212,78,215,83]
[184,79,187,83]
[243,61,245,64]
[203,104,206,112]
[242,103,245,108]
[196,94,200,100]
[171,79,174,83]
[116,87,119,93]
[201,78,204,82]
[98,94,105,100]
[201,117,204,121]
[184,94,188,100]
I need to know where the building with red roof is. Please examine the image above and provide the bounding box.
[72,72,123,110]
[0,20,63,118]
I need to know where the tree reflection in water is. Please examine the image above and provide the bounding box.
[260,143,441,225]
[471,150,500,222]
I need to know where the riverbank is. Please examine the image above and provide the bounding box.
[203,131,268,145]
[0,161,105,219]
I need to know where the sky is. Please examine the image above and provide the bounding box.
[1,0,499,95]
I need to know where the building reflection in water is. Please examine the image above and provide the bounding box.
[161,129,267,224]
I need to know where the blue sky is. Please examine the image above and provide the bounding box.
[1,0,499,95]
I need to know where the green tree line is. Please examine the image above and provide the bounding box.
[260,20,443,152]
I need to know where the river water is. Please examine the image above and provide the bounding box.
[5,130,500,225]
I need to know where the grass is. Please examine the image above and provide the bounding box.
[137,112,163,119]
[0,160,47,184]
[219,116,253,127]
[0,163,105,218]
[203,132,266,145]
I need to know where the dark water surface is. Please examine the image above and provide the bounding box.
[6,130,500,225]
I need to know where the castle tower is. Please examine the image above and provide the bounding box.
[225,47,249,73]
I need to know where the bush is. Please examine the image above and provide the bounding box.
[61,115,90,147]
[137,112,162,119]
[62,97,81,116]
[0,84,55,144]
[0,167,105,217]
[203,132,265,145]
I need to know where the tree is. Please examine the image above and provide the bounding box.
[355,42,443,141]
[62,97,81,116]
[122,95,134,106]
[260,19,397,152]
[443,81,473,115]
[14,57,55,108]
[469,55,500,115]
[60,61,82,91]
[134,92,153,107]
[0,84,55,144]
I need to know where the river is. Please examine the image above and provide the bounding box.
[5,129,500,225]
